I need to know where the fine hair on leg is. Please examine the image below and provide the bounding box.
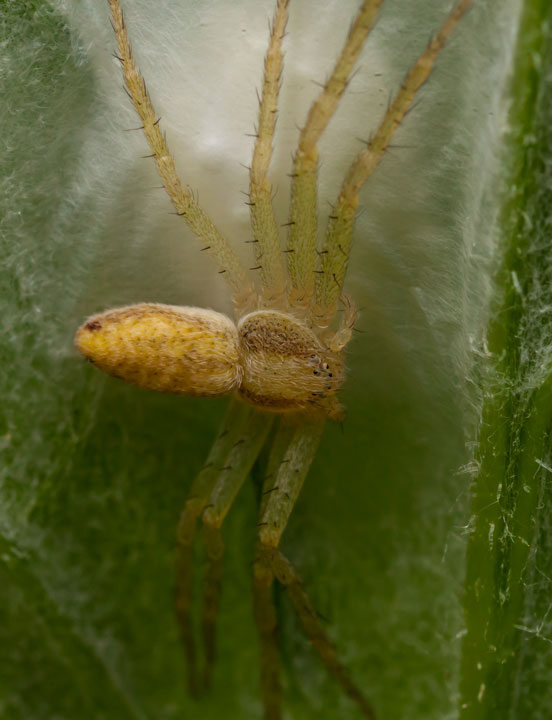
[286,0,383,308]
[249,0,290,305]
[108,0,254,312]
[175,399,251,694]
[199,411,273,690]
[314,0,474,322]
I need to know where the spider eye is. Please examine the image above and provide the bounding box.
[75,303,241,397]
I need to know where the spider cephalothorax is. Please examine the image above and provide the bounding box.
[237,309,346,419]
[75,1,473,718]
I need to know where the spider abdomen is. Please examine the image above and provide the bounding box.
[237,310,344,419]
[75,303,242,396]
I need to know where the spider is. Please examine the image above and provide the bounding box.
[75,0,472,717]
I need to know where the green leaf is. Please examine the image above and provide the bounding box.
[460,1,552,716]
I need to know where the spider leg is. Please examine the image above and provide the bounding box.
[315,0,474,323]
[271,549,375,719]
[252,420,323,719]
[252,419,296,720]
[257,420,324,549]
[253,551,281,720]
[286,0,383,308]
[253,418,375,718]
[200,410,273,690]
[175,399,251,694]
[249,0,289,307]
[108,0,254,312]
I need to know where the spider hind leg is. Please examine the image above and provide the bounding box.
[176,400,249,694]
[272,549,376,719]
[252,420,375,719]
[198,412,272,689]
[175,401,272,693]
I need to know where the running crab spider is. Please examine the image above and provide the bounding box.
[75,0,473,717]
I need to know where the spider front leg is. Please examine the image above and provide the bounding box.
[108,0,255,313]
[248,0,289,306]
[252,419,375,719]
[315,0,474,323]
[286,0,382,309]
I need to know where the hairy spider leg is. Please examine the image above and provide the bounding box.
[253,417,375,718]
[249,0,289,307]
[315,0,475,324]
[252,420,327,720]
[251,419,296,720]
[108,0,255,314]
[199,411,273,690]
[271,548,376,719]
[287,0,383,310]
[175,399,251,694]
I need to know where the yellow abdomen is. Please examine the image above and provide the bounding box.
[75,303,241,396]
